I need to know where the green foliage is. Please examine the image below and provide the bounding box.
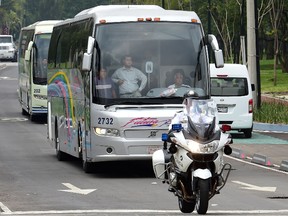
[254,101,288,124]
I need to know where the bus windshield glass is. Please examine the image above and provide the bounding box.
[92,22,209,105]
[33,33,51,85]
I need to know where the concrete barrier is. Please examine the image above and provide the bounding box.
[231,148,246,159]
[280,160,288,172]
[251,153,273,167]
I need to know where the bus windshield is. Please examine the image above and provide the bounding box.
[92,22,209,105]
[33,33,51,85]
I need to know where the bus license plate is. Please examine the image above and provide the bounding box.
[148,146,161,154]
[217,107,228,113]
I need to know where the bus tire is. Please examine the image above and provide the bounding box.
[30,114,37,122]
[21,108,28,116]
[55,125,66,161]
[78,124,83,158]
[83,160,93,173]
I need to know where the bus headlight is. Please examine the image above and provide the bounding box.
[93,127,120,137]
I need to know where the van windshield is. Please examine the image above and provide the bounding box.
[0,36,12,43]
[211,77,248,96]
[92,22,210,105]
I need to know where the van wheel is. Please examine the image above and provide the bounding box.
[244,128,252,138]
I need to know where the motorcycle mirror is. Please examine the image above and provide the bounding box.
[224,145,232,155]
[221,124,231,132]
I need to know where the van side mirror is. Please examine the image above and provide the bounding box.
[82,36,95,71]
[25,41,34,61]
[251,84,255,91]
[207,34,224,68]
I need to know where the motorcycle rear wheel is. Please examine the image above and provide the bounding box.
[195,179,209,214]
[178,196,196,213]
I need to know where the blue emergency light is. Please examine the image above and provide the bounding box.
[172,123,182,132]
[162,133,168,141]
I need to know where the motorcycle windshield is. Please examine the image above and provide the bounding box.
[186,99,217,140]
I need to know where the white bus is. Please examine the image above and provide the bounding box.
[18,20,61,121]
[47,5,224,172]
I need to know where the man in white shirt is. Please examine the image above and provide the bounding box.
[112,55,147,98]
[168,69,190,89]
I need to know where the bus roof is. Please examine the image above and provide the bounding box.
[58,5,200,26]
[21,20,62,34]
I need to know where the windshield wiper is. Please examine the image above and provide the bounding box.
[104,97,183,108]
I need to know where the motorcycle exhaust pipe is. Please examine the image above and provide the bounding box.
[224,145,232,155]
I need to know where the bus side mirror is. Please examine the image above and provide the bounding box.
[82,36,95,71]
[25,41,34,61]
[207,34,224,68]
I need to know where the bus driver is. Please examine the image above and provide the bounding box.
[112,55,147,98]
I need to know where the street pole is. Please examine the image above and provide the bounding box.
[254,0,261,108]
[208,0,211,34]
[247,0,259,108]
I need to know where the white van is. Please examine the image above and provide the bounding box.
[210,64,254,138]
[0,35,17,62]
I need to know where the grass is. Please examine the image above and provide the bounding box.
[260,59,288,94]
[253,59,288,124]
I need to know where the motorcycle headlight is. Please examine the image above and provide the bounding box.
[187,140,219,153]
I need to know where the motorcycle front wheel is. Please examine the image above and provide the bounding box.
[195,179,209,214]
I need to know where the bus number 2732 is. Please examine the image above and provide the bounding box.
[98,117,113,125]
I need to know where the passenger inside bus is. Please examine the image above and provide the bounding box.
[111,55,147,98]
[95,68,117,98]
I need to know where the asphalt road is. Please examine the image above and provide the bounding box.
[1,62,288,216]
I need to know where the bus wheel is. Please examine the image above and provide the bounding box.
[78,125,83,158]
[82,160,93,173]
[30,114,37,122]
[21,108,28,116]
[55,128,66,161]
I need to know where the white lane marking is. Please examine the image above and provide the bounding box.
[232,180,276,192]
[1,209,288,215]
[58,183,97,195]
[0,202,11,213]
[0,117,28,122]
[0,77,17,80]
[225,155,288,175]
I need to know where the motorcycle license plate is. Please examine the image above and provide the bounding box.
[217,107,228,113]
[147,146,161,154]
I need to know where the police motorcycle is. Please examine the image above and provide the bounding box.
[152,90,233,214]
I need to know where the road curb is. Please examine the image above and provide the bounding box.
[253,122,288,132]
[280,160,288,172]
